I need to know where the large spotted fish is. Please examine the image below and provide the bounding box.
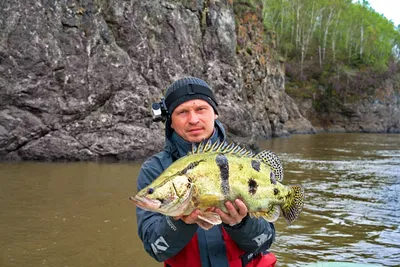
[130,140,305,230]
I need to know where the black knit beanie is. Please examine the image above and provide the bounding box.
[164,77,218,116]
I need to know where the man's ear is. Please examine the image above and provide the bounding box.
[215,114,218,120]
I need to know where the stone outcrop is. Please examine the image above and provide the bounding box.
[0,0,315,161]
[1,0,396,162]
[294,83,400,133]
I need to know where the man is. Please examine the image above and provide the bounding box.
[135,77,277,267]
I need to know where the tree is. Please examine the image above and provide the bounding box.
[261,0,400,69]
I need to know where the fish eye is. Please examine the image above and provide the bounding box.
[147,188,154,194]
[274,188,279,195]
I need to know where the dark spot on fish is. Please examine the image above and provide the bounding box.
[270,172,277,184]
[147,188,154,194]
[238,164,243,171]
[274,188,279,195]
[156,198,164,204]
[216,154,230,196]
[248,178,258,195]
[177,160,206,175]
[251,160,261,172]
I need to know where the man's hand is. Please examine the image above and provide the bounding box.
[173,207,216,229]
[215,199,248,226]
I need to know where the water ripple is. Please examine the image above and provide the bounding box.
[266,133,400,266]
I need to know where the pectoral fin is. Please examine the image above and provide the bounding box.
[198,211,222,227]
[250,205,280,223]
[196,219,214,230]
[195,194,225,210]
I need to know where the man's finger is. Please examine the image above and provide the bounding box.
[234,199,248,216]
[204,207,216,212]
[225,201,239,217]
[182,209,200,224]
[215,208,230,222]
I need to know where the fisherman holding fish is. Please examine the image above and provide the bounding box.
[132,77,304,267]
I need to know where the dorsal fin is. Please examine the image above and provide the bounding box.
[189,139,255,157]
[255,150,284,182]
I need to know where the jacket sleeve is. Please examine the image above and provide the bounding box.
[136,159,198,262]
[222,215,275,253]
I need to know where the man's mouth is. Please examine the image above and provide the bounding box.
[188,128,203,133]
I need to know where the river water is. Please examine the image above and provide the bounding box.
[0,133,399,267]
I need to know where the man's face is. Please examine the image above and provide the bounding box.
[170,99,217,143]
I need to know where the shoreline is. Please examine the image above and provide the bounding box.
[1,131,398,163]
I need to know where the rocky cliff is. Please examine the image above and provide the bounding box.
[0,0,315,161]
[2,0,397,162]
[294,83,400,133]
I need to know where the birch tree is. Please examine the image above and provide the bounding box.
[260,0,400,70]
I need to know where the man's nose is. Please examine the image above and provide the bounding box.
[188,111,200,124]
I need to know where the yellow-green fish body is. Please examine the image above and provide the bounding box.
[131,141,304,229]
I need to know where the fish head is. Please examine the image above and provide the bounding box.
[130,175,193,216]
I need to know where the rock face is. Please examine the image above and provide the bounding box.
[294,84,400,133]
[1,0,396,162]
[0,0,314,161]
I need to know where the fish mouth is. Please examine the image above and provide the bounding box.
[129,187,193,216]
[129,195,161,211]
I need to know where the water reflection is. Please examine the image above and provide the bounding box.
[0,133,399,266]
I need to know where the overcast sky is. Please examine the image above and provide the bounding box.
[368,0,400,27]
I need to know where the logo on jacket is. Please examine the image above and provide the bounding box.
[166,216,177,231]
[151,236,169,254]
[253,233,272,246]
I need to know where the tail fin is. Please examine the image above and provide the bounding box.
[281,185,305,225]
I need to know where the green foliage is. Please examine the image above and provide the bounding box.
[262,0,400,69]
[260,0,400,112]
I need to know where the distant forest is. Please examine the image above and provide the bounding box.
[253,0,400,108]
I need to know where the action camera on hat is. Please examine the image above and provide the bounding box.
[151,77,218,123]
